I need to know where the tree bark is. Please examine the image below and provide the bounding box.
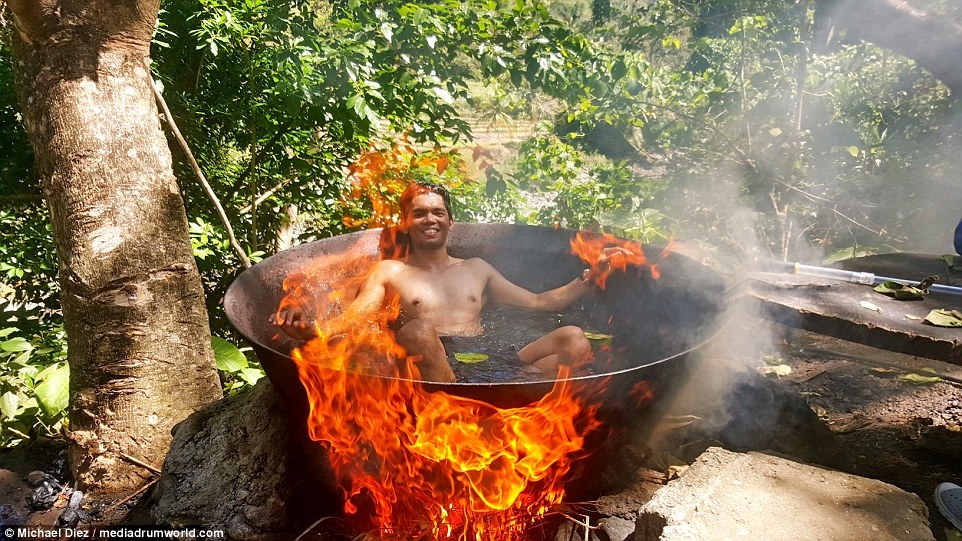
[816,0,962,97]
[7,0,222,495]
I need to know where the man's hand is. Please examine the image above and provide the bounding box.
[584,246,635,284]
[600,246,633,266]
[272,307,317,341]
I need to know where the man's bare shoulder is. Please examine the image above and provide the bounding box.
[460,257,496,273]
[366,259,407,280]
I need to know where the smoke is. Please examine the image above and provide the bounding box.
[611,2,962,486]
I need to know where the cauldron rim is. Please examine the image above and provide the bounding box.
[224,224,728,398]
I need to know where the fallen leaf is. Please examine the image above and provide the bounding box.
[923,309,962,327]
[873,281,927,300]
[860,300,882,313]
[454,352,489,363]
[899,372,941,385]
[584,331,613,342]
[758,365,792,377]
[905,314,922,321]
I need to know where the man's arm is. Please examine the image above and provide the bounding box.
[274,261,395,340]
[484,261,590,312]
[485,247,632,312]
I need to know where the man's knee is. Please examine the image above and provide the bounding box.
[558,325,591,362]
[396,319,438,345]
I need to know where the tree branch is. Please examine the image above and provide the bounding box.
[147,60,251,268]
[817,0,962,97]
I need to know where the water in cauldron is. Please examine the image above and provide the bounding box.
[446,304,614,383]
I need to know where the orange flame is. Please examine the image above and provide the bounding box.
[570,231,673,288]
[282,255,603,539]
[342,139,467,230]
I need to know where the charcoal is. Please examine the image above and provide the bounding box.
[58,491,84,527]
[28,476,63,510]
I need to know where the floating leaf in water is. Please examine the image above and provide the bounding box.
[584,331,613,342]
[873,281,927,300]
[899,372,941,385]
[454,352,489,363]
[860,300,882,313]
[923,309,962,327]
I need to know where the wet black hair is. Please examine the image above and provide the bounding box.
[382,182,454,260]
[402,181,453,218]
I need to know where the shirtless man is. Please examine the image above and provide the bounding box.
[277,182,619,383]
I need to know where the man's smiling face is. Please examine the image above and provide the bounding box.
[404,192,453,250]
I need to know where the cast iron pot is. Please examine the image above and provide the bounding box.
[224,223,727,414]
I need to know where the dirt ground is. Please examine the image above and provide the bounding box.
[763,324,962,541]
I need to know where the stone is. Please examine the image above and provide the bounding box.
[636,447,934,541]
[151,380,339,540]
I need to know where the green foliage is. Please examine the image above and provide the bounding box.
[0,42,37,195]
[504,134,666,235]
[0,208,60,330]
[211,336,264,395]
[0,326,69,446]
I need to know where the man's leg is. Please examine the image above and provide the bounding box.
[518,325,592,374]
[395,319,456,383]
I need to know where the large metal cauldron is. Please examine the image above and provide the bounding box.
[224,224,727,413]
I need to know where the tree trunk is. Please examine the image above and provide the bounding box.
[8,0,223,495]
[816,0,962,97]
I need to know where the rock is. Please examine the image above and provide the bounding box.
[919,423,962,459]
[26,471,47,487]
[599,515,636,541]
[0,469,30,525]
[636,447,934,541]
[151,380,339,540]
[553,519,602,541]
[57,490,84,527]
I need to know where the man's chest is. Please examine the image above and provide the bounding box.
[389,271,487,313]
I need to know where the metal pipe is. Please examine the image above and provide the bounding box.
[766,261,962,297]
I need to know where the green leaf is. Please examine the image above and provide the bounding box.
[847,146,859,157]
[758,365,791,377]
[432,86,454,104]
[1,337,32,352]
[923,309,962,327]
[454,352,489,363]
[0,328,17,338]
[34,363,69,417]
[238,367,265,386]
[899,373,941,385]
[0,391,19,420]
[874,281,927,300]
[212,337,248,373]
[584,331,613,341]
